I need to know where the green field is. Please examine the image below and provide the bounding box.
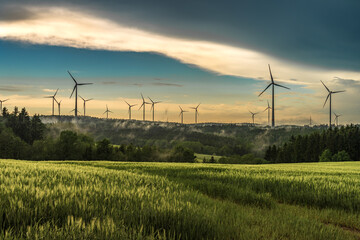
[1,160,360,239]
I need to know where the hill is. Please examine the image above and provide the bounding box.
[41,115,327,156]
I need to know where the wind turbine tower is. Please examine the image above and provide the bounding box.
[263,100,271,126]
[44,89,58,116]
[258,65,290,127]
[190,103,201,124]
[103,105,113,119]
[68,71,93,117]
[148,97,161,122]
[179,106,188,124]
[125,100,137,120]
[139,93,150,121]
[334,112,341,126]
[321,80,345,127]
[249,111,258,125]
[0,99,9,115]
[79,95,93,117]
[55,99,62,116]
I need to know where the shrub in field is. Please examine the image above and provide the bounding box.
[319,149,332,162]
[332,150,352,161]
[169,146,195,162]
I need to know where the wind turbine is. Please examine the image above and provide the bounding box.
[249,111,259,125]
[70,109,81,115]
[138,93,150,121]
[55,99,62,116]
[321,80,345,127]
[258,65,290,127]
[334,112,341,126]
[103,105,113,119]
[68,71,93,117]
[179,106,188,124]
[309,115,312,126]
[190,103,200,124]
[0,99,9,115]
[148,97,161,122]
[263,100,271,126]
[44,88,58,116]
[125,100,137,120]
[79,95,93,117]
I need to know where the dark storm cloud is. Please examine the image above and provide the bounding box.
[3,0,360,71]
[0,5,36,21]
[333,77,360,88]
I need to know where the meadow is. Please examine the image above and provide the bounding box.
[0,160,360,239]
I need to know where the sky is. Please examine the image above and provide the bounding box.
[0,0,360,124]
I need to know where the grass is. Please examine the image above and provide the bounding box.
[0,160,360,239]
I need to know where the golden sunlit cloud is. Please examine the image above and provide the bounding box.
[1,6,359,85]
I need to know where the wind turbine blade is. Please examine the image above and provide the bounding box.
[78,83,93,86]
[44,96,53,98]
[267,100,270,108]
[141,93,145,101]
[86,98,93,101]
[332,90,345,94]
[179,106,183,111]
[274,83,290,90]
[70,86,76,98]
[79,95,85,101]
[138,102,144,110]
[148,97,154,103]
[320,80,330,93]
[124,100,130,106]
[258,84,272,97]
[196,103,201,109]
[154,101,162,104]
[130,104,137,107]
[68,71,77,84]
[323,94,330,108]
[268,64,274,83]
[54,88,59,97]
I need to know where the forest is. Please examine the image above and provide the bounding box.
[265,125,360,163]
[0,107,195,162]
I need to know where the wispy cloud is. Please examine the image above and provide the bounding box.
[152,82,183,87]
[0,85,29,92]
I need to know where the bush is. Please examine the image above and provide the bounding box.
[169,146,195,163]
[319,149,332,162]
[332,150,352,162]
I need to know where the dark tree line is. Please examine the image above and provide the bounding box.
[265,125,360,163]
[0,107,195,162]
